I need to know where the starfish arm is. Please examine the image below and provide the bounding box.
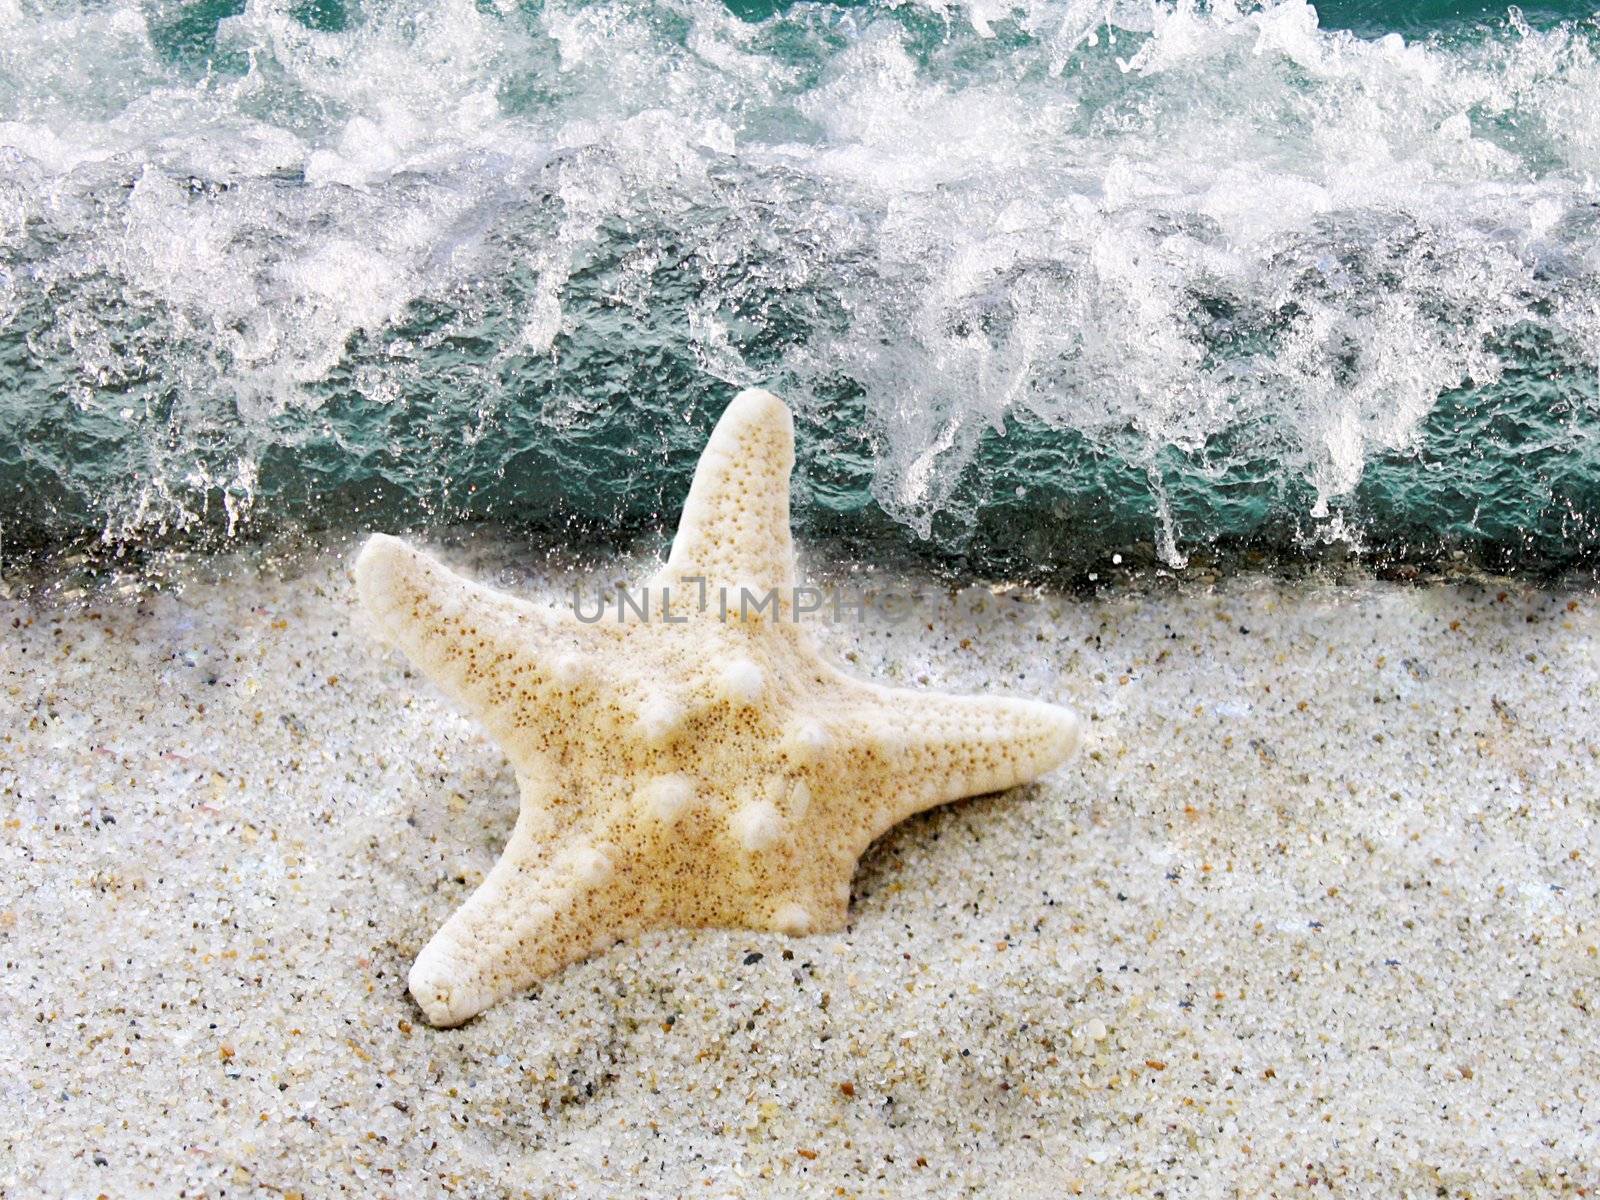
[841,684,1082,834]
[353,534,584,745]
[659,388,797,595]
[408,805,642,1027]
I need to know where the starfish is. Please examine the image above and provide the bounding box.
[355,389,1081,1026]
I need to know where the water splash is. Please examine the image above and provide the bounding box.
[1,0,1598,574]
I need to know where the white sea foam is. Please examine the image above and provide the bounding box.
[0,0,1596,554]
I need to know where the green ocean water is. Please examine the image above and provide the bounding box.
[3,0,1599,577]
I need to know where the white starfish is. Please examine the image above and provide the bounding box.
[355,389,1081,1026]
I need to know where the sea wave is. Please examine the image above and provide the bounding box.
[1,0,1598,574]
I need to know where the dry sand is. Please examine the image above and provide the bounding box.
[2,532,1596,1197]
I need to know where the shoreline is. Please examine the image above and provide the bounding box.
[3,532,1597,1195]
[5,521,1599,609]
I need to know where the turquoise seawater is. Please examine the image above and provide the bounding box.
[3,0,1599,576]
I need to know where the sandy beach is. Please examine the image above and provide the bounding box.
[2,531,1596,1197]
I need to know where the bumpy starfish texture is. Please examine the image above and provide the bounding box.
[355,389,1081,1026]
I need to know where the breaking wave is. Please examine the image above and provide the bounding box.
[2,0,1599,575]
